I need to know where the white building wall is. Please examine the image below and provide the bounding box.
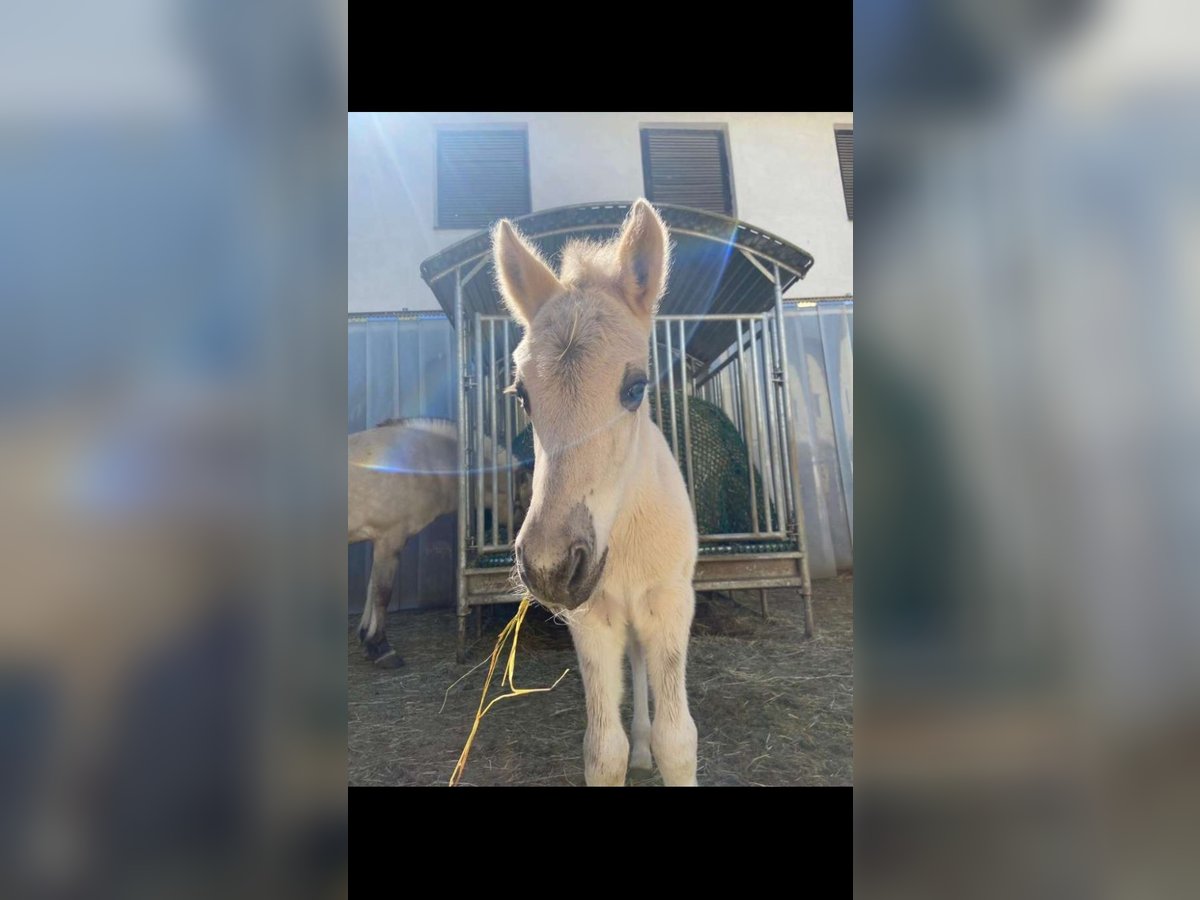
[349,112,853,313]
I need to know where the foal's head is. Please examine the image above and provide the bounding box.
[493,199,671,610]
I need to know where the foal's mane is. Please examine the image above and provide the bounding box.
[558,238,621,292]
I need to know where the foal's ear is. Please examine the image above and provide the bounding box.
[493,220,565,327]
[615,199,670,321]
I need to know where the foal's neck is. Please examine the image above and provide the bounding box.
[620,409,666,514]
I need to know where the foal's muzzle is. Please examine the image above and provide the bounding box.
[515,538,606,610]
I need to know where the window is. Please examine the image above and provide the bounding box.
[834,126,853,220]
[436,128,531,229]
[640,127,734,216]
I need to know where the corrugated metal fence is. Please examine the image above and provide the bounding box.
[349,300,852,614]
[784,299,854,580]
[348,312,457,613]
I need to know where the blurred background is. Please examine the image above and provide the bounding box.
[4,0,1200,890]
[0,0,346,897]
[855,0,1200,896]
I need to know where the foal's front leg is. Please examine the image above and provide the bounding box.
[569,608,629,786]
[638,583,699,786]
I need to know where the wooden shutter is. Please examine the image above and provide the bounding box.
[641,128,734,216]
[835,128,853,220]
[437,129,531,229]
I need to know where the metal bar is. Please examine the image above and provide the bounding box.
[695,551,805,561]
[654,313,790,322]
[391,323,399,419]
[454,268,468,662]
[737,246,777,283]
[364,320,372,426]
[693,326,762,390]
[460,255,490,287]
[489,312,784,325]
[664,318,680,464]
[774,314,793,540]
[761,315,785,540]
[774,264,813,635]
[413,322,426,611]
[489,320,498,547]
[734,318,759,535]
[416,319,426,421]
[692,354,735,391]
[758,317,781,536]
[491,313,780,323]
[731,363,741,435]
[691,577,804,592]
[770,315,791,541]
[753,316,772,532]
[349,310,458,323]
[428,227,810,285]
[748,314,773,534]
[504,320,514,548]
[678,320,697,511]
[723,362,732,421]
[651,326,664,434]
[699,531,788,541]
[457,591,531,607]
[474,313,484,553]
[772,268,800,539]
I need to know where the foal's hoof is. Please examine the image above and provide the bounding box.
[629,749,654,774]
[373,650,405,669]
[362,636,402,667]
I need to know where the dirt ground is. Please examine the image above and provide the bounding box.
[348,573,853,786]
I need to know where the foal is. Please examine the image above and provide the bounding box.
[493,199,699,786]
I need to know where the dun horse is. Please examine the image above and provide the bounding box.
[349,418,526,667]
[494,199,700,786]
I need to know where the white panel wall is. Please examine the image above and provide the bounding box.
[349,112,853,313]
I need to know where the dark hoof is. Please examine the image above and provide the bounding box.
[357,624,368,643]
[361,635,392,662]
[373,650,405,669]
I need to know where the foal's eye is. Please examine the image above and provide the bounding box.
[620,378,647,411]
[511,382,531,416]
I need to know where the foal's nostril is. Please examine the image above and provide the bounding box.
[566,542,590,593]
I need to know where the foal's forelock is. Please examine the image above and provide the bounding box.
[522,294,646,393]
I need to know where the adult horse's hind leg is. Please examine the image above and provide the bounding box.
[637,582,698,786]
[628,629,653,773]
[359,537,404,668]
[569,606,629,786]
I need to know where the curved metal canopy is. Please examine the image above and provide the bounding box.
[419,202,816,366]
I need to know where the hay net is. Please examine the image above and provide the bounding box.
[511,392,779,539]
